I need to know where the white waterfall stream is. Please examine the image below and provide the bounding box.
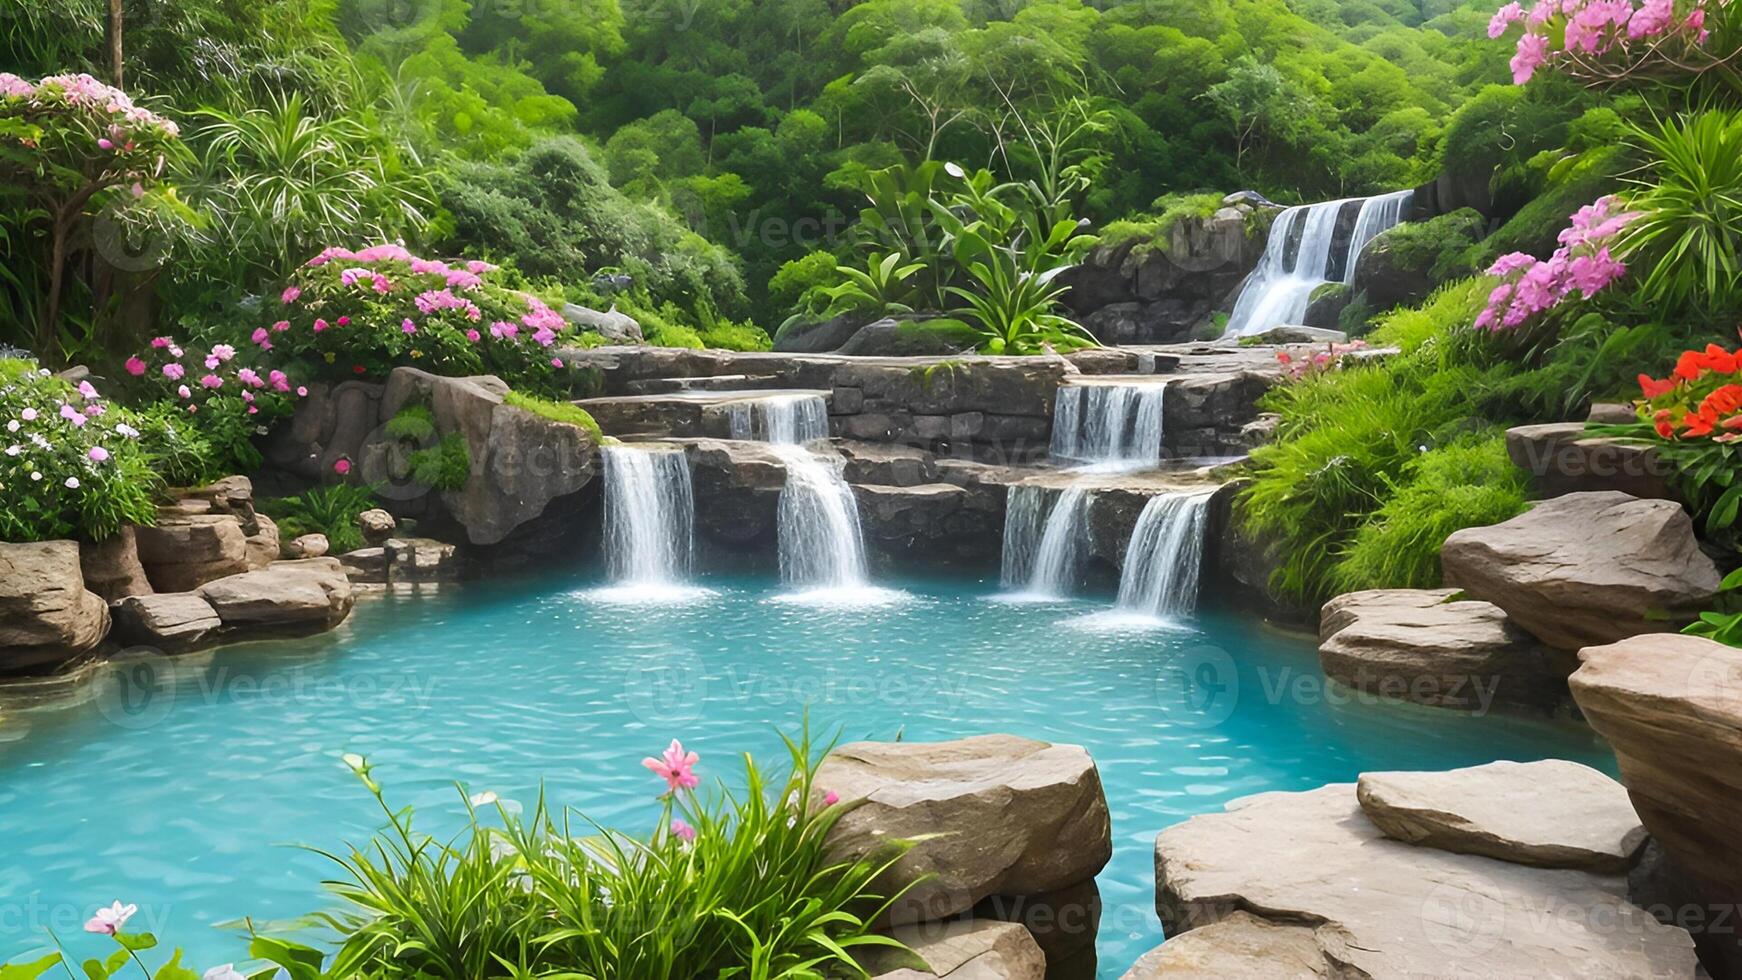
[727,394,829,444]
[1223,189,1414,338]
[999,485,1090,599]
[594,444,704,603]
[1050,383,1168,470]
[1113,491,1212,619]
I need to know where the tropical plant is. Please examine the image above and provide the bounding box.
[1618,108,1742,322]
[942,227,1097,355]
[407,433,470,493]
[822,252,926,315]
[258,483,380,555]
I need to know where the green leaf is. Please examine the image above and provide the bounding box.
[0,953,64,980]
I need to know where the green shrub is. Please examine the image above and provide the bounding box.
[133,402,218,489]
[260,483,379,555]
[697,318,773,352]
[1100,192,1227,251]
[408,433,470,492]
[0,362,161,543]
[1468,144,1632,267]
[384,403,437,442]
[767,250,842,315]
[1618,108,1742,323]
[1333,434,1528,593]
[504,390,603,443]
[1367,208,1486,283]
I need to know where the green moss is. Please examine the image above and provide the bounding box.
[698,319,774,352]
[1468,144,1632,267]
[1368,208,1486,282]
[385,403,437,442]
[1100,192,1227,252]
[408,434,471,492]
[505,390,604,443]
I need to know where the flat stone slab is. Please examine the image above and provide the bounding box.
[112,593,222,652]
[1573,633,1742,898]
[1356,760,1646,872]
[1442,491,1721,650]
[1505,422,1674,502]
[867,919,1046,980]
[1317,589,1574,710]
[1120,912,1330,978]
[197,558,354,629]
[817,735,1112,926]
[1154,784,1697,978]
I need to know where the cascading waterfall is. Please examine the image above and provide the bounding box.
[727,394,828,444]
[1223,189,1414,338]
[595,444,701,603]
[1050,383,1167,469]
[1113,491,1212,619]
[1000,485,1090,599]
[769,444,869,590]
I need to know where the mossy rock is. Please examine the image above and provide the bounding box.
[1467,144,1633,267]
[1304,282,1353,331]
[1354,209,1488,313]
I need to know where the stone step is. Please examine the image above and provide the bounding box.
[573,389,833,439]
[624,374,787,395]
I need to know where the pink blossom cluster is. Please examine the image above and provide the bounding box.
[3,370,140,490]
[0,72,180,139]
[1276,341,1371,380]
[1475,195,1640,331]
[125,335,303,414]
[307,244,496,292]
[1490,0,1710,83]
[415,289,484,321]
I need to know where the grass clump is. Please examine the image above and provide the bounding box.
[505,390,604,443]
[260,483,379,554]
[384,403,437,442]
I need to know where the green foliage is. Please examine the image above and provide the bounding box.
[315,733,912,978]
[259,483,379,555]
[1334,434,1529,593]
[767,251,843,316]
[1470,143,1633,265]
[0,361,160,543]
[503,390,602,444]
[1683,568,1742,647]
[1099,192,1227,251]
[823,252,926,315]
[408,433,470,492]
[1618,108,1742,323]
[1368,208,1487,283]
[384,403,436,443]
[132,402,218,489]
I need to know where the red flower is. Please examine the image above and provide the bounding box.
[352,364,366,375]
[1638,374,1677,399]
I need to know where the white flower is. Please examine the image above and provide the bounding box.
[29,471,41,481]
[469,791,498,807]
[202,966,246,980]
[114,423,139,439]
[5,445,17,456]
[341,753,366,771]
[944,161,966,178]
[5,420,16,432]
[65,476,80,489]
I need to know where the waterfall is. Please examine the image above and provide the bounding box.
[769,444,870,591]
[728,394,828,444]
[1223,189,1414,338]
[1114,492,1212,618]
[1000,485,1089,599]
[1050,384,1167,469]
[594,444,702,603]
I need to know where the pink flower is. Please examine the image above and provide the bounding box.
[177,385,191,399]
[642,739,700,793]
[823,791,840,806]
[272,320,290,333]
[1630,0,1674,37]
[337,316,351,326]
[150,336,170,349]
[670,818,696,842]
[373,276,393,295]
[210,344,235,362]
[97,137,113,150]
[466,329,481,342]
[551,358,564,368]
[314,318,329,333]
[268,370,290,393]
[84,901,136,936]
[237,368,263,388]
[199,374,223,389]
[402,319,418,335]
[88,446,109,462]
[1511,31,1550,84]
[162,362,185,380]
[124,356,146,376]
[281,285,301,304]
[78,380,98,401]
[334,457,352,476]
[252,327,272,348]
[60,403,86,427]
[1488,1,1525,37]
[297,386,309,397]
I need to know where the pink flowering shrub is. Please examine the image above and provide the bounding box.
[263,245,575,392]
[1474,195,1640,331]
[120,335,302,475]
[1489,0,1723,87]
[0,73,186,355]
[0,359,159,542]
[1276,341,1372,381]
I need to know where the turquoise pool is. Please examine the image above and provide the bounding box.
[0,572,1616,975]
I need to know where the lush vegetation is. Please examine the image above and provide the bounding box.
[0,733,912,980]
[1239,0,1742,609]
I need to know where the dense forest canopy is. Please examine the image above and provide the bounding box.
[0,0,1525,342]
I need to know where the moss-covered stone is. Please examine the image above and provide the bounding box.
[1353,209,1488,313]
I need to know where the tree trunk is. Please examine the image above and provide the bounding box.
[108,0,124,86]
[40,218,70,361]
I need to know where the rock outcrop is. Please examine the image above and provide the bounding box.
[196,558,355,632]
[1571,634,1742,902]
[1355,760,1645,872]
[1441,491,1721,650]
[134,514,251,593]
[111,593,223,652]
[1505,423,1674,502]
[1120,912,1330,979]
[815,736,1112,928]
[865,920,1047,980]
[78,527,152,602]
[0,540,110,673]
[1317,589,1574,710]
[1153,781,1696,978]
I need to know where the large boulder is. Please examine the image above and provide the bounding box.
[111,593,223,653]
[196,558,354,631]
[1121,912,1330,979]
[685,438,788,550]
[815,735,1112,926]
[0,541,110,672]
[1154,784,1697,978]
[1350,208,1484,312]
[134,514,251,592]
[78,526,152,602]
[1355,760,1646,872]
[1441,491,1721,650]
[1317,589,1574,710]
[1571,633,1742,901]
[561,303,642,343]
[865,920,1046,980]
[773,312,870,353]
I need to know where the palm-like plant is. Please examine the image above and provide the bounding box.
[822,252,926,315]
[179,92,434,289]
[1620,108,1742,323]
